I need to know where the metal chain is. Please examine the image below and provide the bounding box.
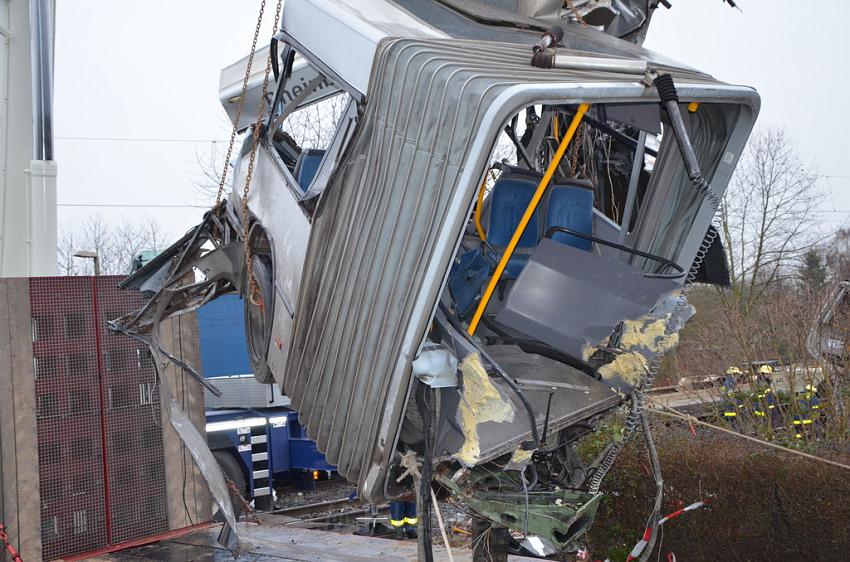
[227,479,262,525]
[213,0,269,210]
[241,0,283,306]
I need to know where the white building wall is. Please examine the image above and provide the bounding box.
[0,0,56,278]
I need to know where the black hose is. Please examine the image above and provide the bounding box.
[266,44,294,133]
[653,73,722,210]
[415,383,434,562]
[653,73,678,104]
[505,117,535,169]
[543,226,685,279]
[478,314,599,378]
[524,462,538,490]
[270,38,280,82]
[532,25,564,53]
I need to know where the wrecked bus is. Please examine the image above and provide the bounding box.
[115,0,758,556]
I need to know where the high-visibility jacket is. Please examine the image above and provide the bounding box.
[792,414,813,439]
[721,397,743,419]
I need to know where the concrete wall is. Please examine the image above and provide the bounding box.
[0,279,42,561]
[159,312,213,528]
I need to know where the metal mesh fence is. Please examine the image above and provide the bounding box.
[96,277,169,544]
[31,276,169,560]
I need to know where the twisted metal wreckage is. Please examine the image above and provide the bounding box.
[113,0,757,557]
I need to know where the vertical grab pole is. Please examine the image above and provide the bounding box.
[467,103,590,336]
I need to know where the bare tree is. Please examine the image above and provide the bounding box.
[192,142,230,204]
[57,225,81,276]
[674,128,827,377]
[281,93,347,150]
[57,215,170,276]
[193,94,348,204]
[825,228,850,281]
[720,127,825,315]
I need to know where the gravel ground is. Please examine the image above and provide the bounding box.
[273,476,356,510]
[269,479,478,545]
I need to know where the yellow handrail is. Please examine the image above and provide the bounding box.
[467,103,590,336]
[474,172,489,241]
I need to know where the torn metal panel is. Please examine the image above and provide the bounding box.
[497,238,680,361]
[437,472,602,549]
[149,292,240,554]
[584,292,694,394]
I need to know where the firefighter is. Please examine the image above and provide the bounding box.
[756,364,774,385]
[798,384,820,408]
[792,412,814,440]
[723,366,742,392]
[754,386,777,419]
[796,384,823,437]
[721,394,742,424]
[389,499,417,539]
[803,393,822,416]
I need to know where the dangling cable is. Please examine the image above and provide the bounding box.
[415,383,435,562]
[636,397,664,562]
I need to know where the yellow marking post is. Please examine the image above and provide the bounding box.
[467,103,590,336]
[688,102,700,113]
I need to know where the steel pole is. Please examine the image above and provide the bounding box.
[29,0,54,161]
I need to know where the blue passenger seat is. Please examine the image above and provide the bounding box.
[293,148,326,190]
[544,180,594,251]
[448,170,595,320]
[487,171,541,279]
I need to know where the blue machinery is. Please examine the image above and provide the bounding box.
[199,295,335,510]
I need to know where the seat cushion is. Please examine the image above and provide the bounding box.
[487,174,540,248]
[293,148,326,189]
[544,182,593,251]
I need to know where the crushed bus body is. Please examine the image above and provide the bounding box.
[115,0,758,556]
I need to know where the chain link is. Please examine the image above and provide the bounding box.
[241,0,283,306]
[213,0,269,210]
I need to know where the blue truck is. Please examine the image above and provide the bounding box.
[198,295,335,512]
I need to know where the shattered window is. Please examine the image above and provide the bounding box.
[266,51,354,195]
[280,92,349,152]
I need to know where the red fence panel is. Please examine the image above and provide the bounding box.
[30,276,170,560]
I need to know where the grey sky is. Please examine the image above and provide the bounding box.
[54,0,850,240]
[644,0,850,228]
